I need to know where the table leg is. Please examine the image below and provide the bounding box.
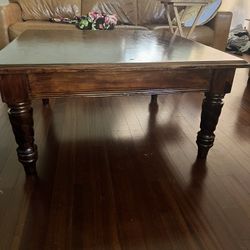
[196,93,224,159]
[150,94,158,104]
[42,98,50,106]
[8,101,38,175]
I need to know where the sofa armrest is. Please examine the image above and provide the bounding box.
[0,3,23,50]
[206,11,232,51]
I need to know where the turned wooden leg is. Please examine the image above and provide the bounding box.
[196,93,224,159]
[151,94,158,104]
[8,101,38,175]
[42,98,49,106]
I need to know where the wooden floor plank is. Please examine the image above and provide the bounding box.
[0,69,250,250]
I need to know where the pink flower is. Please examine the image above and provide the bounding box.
[88,11,103,21]
[104,14,117,25]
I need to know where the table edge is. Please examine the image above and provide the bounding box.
[0,61,249,74]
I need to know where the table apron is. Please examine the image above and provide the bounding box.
[28,69,212,98]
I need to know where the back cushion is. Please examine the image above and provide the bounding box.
[12,0,81,20]
[137,0,167,25]
[81,0,137,25]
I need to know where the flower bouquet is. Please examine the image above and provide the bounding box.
[77,12,117,30]
[49,12,118,31]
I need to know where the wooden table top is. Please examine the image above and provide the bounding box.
[0,29,248,73]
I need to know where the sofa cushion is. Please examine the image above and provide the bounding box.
[137,0,167,25]
[115,25,148,30]
[11,0,81,20]
[8,20,79,41]
[150,25,214,46]
[81,0,137,25]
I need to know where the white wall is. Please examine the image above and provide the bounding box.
[219,0,250,28]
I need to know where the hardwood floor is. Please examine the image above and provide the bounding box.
[0,68,250,250]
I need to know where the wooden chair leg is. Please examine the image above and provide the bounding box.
[42,98,49,106]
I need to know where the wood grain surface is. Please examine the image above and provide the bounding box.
[0,30,247,73]
[1,29,247,173]
[0,68,249,250]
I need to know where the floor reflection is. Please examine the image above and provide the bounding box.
[20,96,210,249]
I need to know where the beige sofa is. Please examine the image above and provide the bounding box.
[0,0,232,51]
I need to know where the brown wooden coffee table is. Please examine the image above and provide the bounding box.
[0,30,249,175]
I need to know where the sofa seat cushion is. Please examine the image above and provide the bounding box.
[9,20,79,41]
[116,25,148,30]
[149,25,214,46]
[11,0,81,20]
